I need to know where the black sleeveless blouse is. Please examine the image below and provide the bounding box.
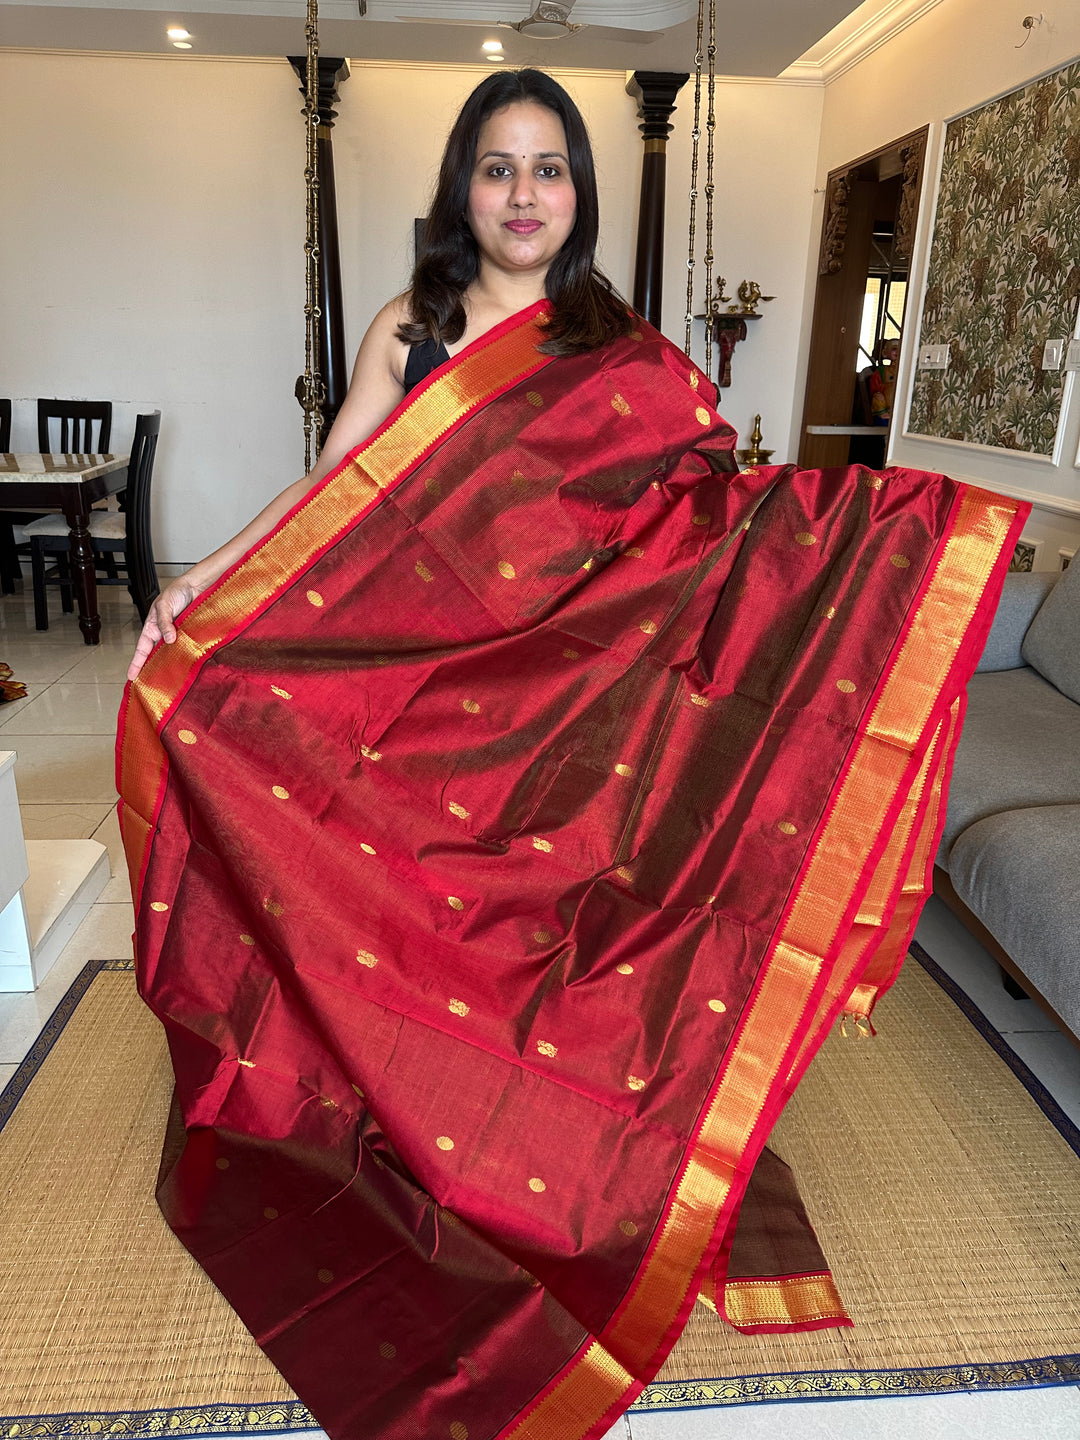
[403,336,451,395]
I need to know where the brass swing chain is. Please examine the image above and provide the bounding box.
[683,0,705,358]
[684,0,718,381]
[703,0,717,382]
[301,0,324,472]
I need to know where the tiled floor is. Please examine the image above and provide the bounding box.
[1,583,1078,1438]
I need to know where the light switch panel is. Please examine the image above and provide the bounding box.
[1042,339,1065,370]
[918,344,949,369]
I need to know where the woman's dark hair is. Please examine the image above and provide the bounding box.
[399,68,632,356]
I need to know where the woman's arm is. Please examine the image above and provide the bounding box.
[127,301,410,681]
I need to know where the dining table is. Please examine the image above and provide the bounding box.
[0,452,130,644]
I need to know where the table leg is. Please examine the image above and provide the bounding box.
[65,505,101,644]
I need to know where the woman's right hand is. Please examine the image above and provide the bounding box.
[127,574,206,682]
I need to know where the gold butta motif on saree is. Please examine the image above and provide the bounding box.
[305,589,323,607]
[270,685,293,699]
[178,729,197,744]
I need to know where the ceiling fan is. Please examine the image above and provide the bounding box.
[503,2,584,38]
[359,2,658,44]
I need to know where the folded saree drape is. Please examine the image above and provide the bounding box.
[118,302,1026,1440]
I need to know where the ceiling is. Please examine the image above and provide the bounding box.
[0,0,867,77]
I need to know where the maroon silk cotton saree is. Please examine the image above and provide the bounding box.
[118,303,1026,1440]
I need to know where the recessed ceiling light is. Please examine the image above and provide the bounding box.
[487,54,505,62]
[482,39,503,52]
[172,40,193,48]
[166,27,190,40]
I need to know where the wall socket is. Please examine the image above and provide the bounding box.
[1064,339,1080,372]
[1042,339,1065,370]
[919,344,949,369]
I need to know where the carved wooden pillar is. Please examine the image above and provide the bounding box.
[625,71,689,328]
[288,55,350,436]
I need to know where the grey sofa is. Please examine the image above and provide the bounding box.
[934,562,1080,1044]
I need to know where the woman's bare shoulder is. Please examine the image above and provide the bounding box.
[360,295,413,385]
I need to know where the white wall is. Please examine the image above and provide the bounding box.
[0,52,304,568]
[661,77,825,464]
[0,49,821,567]
[815,0,1080,565]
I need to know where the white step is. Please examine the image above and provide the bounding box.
[0,840,110,992]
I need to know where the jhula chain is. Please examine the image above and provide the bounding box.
[684,0,705,357]
[302,0,324,472]
[703,0,717,383]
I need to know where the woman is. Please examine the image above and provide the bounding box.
[119,70,1025,1440]
[127,68,629,683]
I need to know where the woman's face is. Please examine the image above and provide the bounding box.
[466,101,577,283]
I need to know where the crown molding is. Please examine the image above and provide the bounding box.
[784,0,945,85]
[0,44,286,61]
[0,47,824,85]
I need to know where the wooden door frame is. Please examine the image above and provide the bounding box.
[798,127,929,471]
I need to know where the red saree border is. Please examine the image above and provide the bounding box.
[116,302,556,914]
[501,481,1027,1440]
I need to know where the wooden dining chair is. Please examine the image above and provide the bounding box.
[0,400,21,593]
[26,411,161,629]
[37,399,112,455]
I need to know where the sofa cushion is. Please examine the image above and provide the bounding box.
[1022,555,1080,702]
[977,572,1057,672]
[939,666,1080,857]
[948,803,1080,1040]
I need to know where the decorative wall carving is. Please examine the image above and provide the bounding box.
[908,60,1080,455]
[818,168,856,276]
[894,133,926,263]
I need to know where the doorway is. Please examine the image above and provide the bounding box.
[798,128,929,471]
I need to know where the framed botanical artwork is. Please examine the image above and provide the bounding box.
[907,60,1080,456]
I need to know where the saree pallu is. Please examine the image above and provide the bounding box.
[118,302,1026,1440]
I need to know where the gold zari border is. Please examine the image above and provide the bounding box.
[703,1272,851,1330]
[724,1273,850,1330]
